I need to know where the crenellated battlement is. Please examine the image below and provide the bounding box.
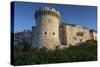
[34,7,60,19]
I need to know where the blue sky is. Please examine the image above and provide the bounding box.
[13,1,97,32]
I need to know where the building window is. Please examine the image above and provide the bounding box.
[80,39,82,42]
[56,45,60,49]
[74,37,76,40]
[45,32,47,35]
[76,32,84,36]
[48,19,52,23]
[53,32,55,35]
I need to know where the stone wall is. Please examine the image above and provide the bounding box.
[60,23,92,47]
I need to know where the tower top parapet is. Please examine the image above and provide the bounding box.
[34,7,60,19]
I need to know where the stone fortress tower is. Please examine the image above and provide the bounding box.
[32,7,61,49]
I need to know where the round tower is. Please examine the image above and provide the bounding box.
[32,7,61,49]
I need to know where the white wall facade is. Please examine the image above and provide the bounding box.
[60,23,94,47]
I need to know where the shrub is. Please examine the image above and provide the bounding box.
[14,40,97,65]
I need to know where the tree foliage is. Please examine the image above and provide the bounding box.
[14,40,97,65]
[15,39,30,51]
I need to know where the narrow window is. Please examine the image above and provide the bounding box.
[48,19,52,23]
[80,39,82,42]
[53,32,55,35]
[74,37,76,40]
[45,32,47,35]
